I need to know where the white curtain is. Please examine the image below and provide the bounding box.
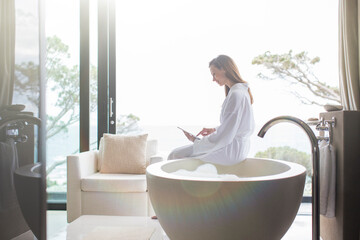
[0,0,15,108]
[339,0,360,110]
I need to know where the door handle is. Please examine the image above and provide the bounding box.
[109,97,114,118]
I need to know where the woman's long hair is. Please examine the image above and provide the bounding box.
[209,55,254,104]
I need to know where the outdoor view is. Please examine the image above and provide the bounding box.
[15,0,339,202]
[115,0,339,197]
[12,0,40,122]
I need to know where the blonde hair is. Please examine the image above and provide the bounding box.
[209,55,254,104]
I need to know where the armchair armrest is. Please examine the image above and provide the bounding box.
[67,150,98,223]
[149,155,165,165]
[70,150,98,178]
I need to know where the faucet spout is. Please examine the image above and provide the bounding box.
[258,115,320,240]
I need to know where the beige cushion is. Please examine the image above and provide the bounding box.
[81,173,147,193]
[97,138,158,171]
[100,134,148,174]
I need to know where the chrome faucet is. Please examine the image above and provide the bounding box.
[258,115,320,240]
[0,114,41,131]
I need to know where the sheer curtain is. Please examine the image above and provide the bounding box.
[0,0,15,108]
[339,0,360,110]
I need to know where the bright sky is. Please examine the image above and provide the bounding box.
[41,0,338,127]
[114,0,339,126]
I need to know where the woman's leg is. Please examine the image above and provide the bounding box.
[167,144,194,160]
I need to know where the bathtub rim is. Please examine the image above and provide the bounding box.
[146,157,306,182]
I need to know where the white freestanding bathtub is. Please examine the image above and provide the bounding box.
[146,158,306,240]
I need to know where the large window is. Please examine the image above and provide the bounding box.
[115,0,339,196]
[13,0,40,119]
[45,0,98,204]
[45,0,80,203]
[13,0,43,169]
[43,0,339,203]
[89,0,98,151]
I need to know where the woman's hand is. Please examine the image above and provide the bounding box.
[197,128,216,137]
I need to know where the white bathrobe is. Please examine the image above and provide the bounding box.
[168,83,255,165]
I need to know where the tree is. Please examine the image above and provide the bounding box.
[252,50,341,106]
[15,35,139,141]
[14,36,141,181]
[14,61,40,105]
[46,36,82,138]
[255,146,312,177]
[116,114,141,134]
[14,35,90,139]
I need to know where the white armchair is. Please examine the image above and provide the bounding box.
[66,139,163,223]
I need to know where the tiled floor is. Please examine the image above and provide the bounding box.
[47,211,67,239]
[47,203,313,239]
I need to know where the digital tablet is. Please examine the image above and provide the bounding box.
[177,127,200,140]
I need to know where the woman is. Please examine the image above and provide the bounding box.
[168,55,255,165]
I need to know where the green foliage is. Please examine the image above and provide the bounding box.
[15,36,99,139]
[14,35,141,177]
[252,50,340,106]
[46,177,66,192]
[46,177,58,188]
[255,146,312,177]
[252,50,320,73]
[45,36,81,139]
[14,61,39,105]
[116,114,141,134]
[15,35,139,140]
